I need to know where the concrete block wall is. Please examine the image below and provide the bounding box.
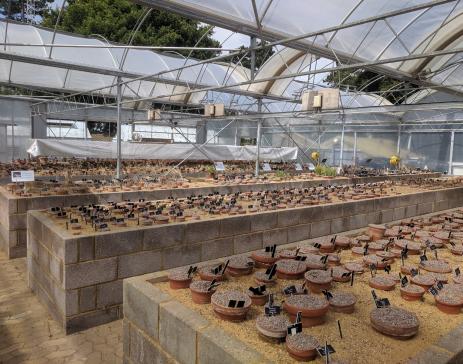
[1,173,441,259]
[123,272,271,364]
[27,184,462,333]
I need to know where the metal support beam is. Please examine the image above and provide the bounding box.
[397,123,402,156]
[250,36,257,81]
[353,131,357,166]
[449,130,455,175]
[116,77,122,179]
[255,98,263,177]
[339,123,345,168]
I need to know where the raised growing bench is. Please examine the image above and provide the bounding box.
[1,173,440,259]
[123,209,463,364]
[27,183,461,334]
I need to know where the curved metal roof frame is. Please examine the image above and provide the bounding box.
[0,18,398,118]
[136,0,463,96]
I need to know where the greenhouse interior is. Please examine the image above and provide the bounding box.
[3,1,463,363]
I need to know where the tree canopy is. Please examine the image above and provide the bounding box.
[324,69,418,104]
[0,0,53,22]
[41,0,221,60]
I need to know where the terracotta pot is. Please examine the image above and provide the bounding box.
[169,276,192,289]
[226,256,254,277]
[190,281,217,304]
[368,224,386,241]
[211,291,251,322]
[283,295,329,328]
[248,292,269,306]
[285,333,319,362]
[435,291,463,314]
[251,251,278,268]
[369,276,396,291]
[304,270,332,293]
[411,274,436,290]
[198,266,226,282]
[400,285,425,301]
[370,307,419,338]
[254,271,277,286]
[331,267,351,283]
[256,314,289,341]
[276,259,307,280]
[329,291,357,313]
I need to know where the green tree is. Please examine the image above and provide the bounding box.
[232,40,275,75]
[0,0,53,22]
[41,0,221,60]
[324,69,418,104]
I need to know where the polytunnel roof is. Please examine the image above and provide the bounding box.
[137,0,463,94]
[0,19,393,114]
[0,20,255,106]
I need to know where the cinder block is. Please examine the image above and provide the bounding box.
[38,243,50,273]
[66,305,122,334]
[123,279,171,340]
[95,230,143,259]
[263,228,287,246]
[405,205,417,218]
[123,319,131,358]
[64,238,78,264]
[287,224,311,243]
[348,214,367,230]
[220,216,251,237]
[250,212,277,232]
[418,202,434,215]
[277,209,302,228]
[299,206,318,223]
[79,285,96,313]
[408,345,453,364]
[421,191,437,204]
[118,250,163,279]
[27,212,42,242]
[233,232,263,254]
[97,279,123,309]
[380,209,394,223]
[393,207,406,221]
[163,244,201,270]
[129,324,174,364]
[184,220,219,243]
[65,257,117,290]
[65,289,79,317]
[159,300,209,364]
[310,220,331,238]
[322,204,343,220]
[201,237,233,261]
[77,236,95,262]
[198,326,270,364]
[49,253,63,284]
[343,200,374,216]
[330,218,346,234]
[9,213,26,230]
[28,231,39,260]
[435,200,449,212]
[375,197,397,211]
[366,211,381,225]
[143,225,185,250]
[436,323,463,354]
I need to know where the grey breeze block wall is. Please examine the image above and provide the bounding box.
[0,173,441,259]
[27,184,462,334]
[123,271,273,364]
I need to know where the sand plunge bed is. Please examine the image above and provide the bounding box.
[155,236,463,364]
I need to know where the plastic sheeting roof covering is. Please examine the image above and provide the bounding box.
[140,0,463,93]
[0,21,251,104]
[0,20,392,113]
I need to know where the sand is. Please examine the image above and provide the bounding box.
[156,222,463,364]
